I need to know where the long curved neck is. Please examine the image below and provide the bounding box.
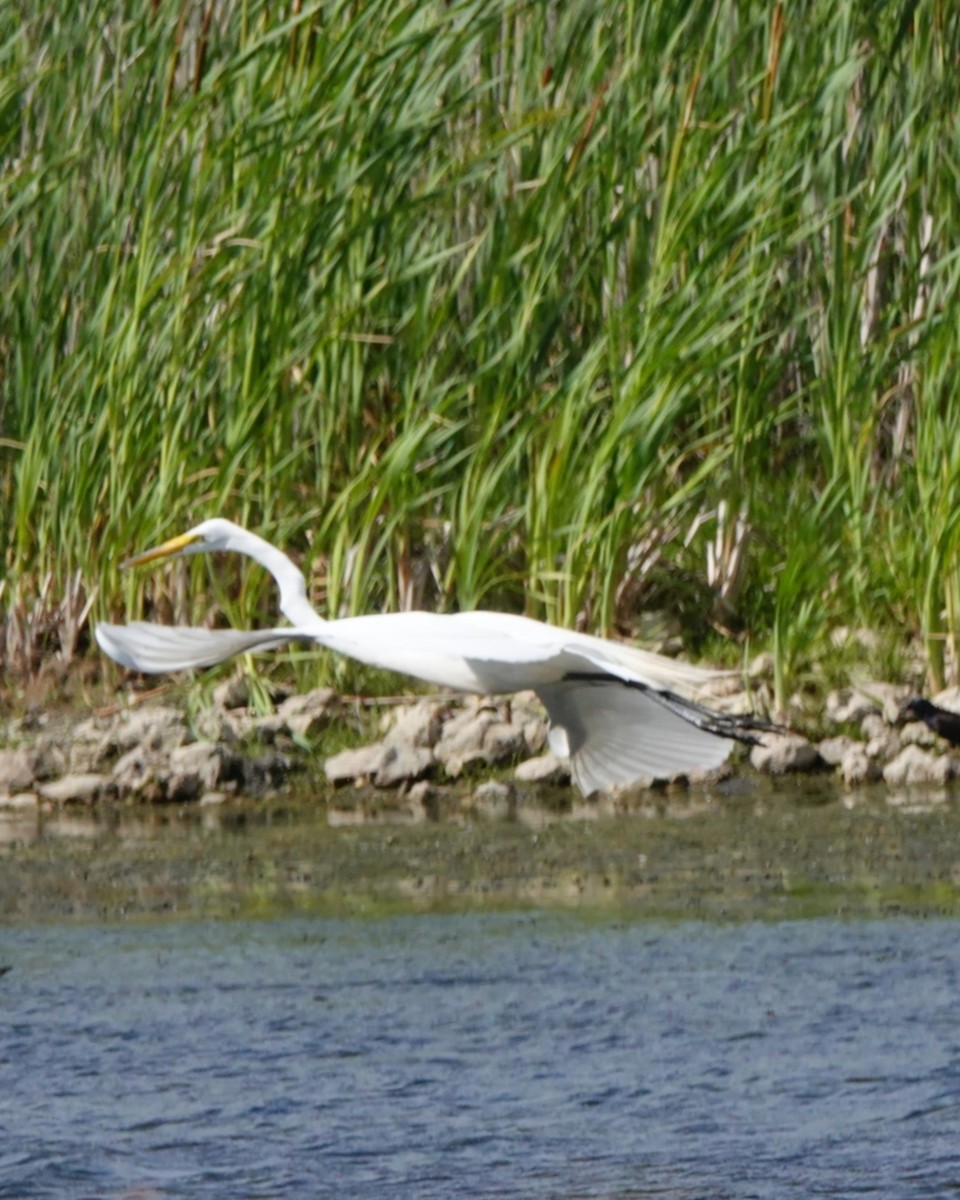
[225,528,326,631]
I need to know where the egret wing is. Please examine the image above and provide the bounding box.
[448,611,729,691]
[534,676,737,794]
[95,621,313,674]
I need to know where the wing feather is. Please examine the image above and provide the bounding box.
[535,678,736,794]
[96,618,766,799]
[95,621,312,674]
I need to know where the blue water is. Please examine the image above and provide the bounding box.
[2,914,960,1198]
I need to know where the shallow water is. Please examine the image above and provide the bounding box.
[3,913,960,1198]
[4,781,960,1196]
[4,776,960,921]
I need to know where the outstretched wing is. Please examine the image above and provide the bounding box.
[95,621,313,674]
[535,672,766,795]
[95,616,770,796]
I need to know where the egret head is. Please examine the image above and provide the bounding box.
[123,518,246,568]
[119,517,315,628]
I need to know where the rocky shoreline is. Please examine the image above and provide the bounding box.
[1,669,959,818]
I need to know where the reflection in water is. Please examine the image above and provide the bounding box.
[1,775,953,846]
[4,775,960,922]
[0,804,218,846]
[0,803,40,846]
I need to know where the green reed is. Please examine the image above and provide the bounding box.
[2,0,960,701]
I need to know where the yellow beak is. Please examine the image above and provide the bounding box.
[122,532,200,569]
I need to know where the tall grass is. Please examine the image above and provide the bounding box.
[2,0,960,704]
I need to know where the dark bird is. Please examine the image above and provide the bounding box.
[899,697,960,747]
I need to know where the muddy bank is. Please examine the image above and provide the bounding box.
[4,775,960,923]
[3,674,960,924]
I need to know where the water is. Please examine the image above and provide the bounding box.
[6,777,960,922]
[3,913,960,1198]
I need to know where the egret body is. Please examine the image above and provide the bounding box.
[96,519,768,795]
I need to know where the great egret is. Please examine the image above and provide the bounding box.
[95,518,769,795]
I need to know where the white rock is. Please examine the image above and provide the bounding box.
[865,733,900,762]
[277,688,339,737]
[749,733,822,775]
[931,686,960,713]
[165,766,202,803]
[68,742,103,773]
[32,739,66,782]
[883,745,958,787]
[871,683,913,723]
[839,745,881,786]
[479,721,525,764]
[0,792,39,809]
[168,741,235,791]
[696,673,747,701]
[192,708,241,745]
[707,689,763,716]
[827,689,878,724]
[509,690,543,717]
[324,743,387,785]
[235,714,288,743]
[518,716,548,755]
[406,779,439,819]
[37,774,113,805]
[374,745,435,788]
[827,684,910,725]
[69,717,109,743]
[899,720,937,748]
[508,694,549,753]
[514,753,571,784]
[860,712,889,741]
[384,698,446,750]
[107,706,189,754]
[817,735,858,767]
[112,749,164,800]
[0,748,41,792]
[434,707,498,775]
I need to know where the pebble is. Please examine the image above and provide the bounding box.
[883,745,958,788]
[749,733,822,775]
[2,671,958,807]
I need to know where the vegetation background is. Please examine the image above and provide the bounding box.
[2,0,959,711]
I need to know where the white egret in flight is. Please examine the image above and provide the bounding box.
[95,519,768,795]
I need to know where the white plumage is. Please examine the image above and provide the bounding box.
[95,518,766,794]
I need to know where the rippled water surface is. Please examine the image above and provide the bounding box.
[3,913,960,1198]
